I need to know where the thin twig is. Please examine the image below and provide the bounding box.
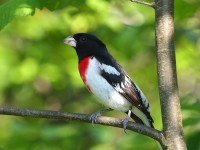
[130,0,156,8]
[0,106,164,143]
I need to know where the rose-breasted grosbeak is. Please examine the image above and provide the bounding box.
[64,33,154,129]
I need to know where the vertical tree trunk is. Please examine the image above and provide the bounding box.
[155,0,187,149]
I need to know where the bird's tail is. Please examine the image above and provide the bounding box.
[130,107,163,150]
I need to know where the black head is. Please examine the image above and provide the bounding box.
[64,33,108,61]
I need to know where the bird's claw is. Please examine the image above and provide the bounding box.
[89,108,113,127]
[121,110,131,133]
[90,112,101,127]
[121,117,130,133]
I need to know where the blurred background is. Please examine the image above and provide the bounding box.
[0,0,199,150]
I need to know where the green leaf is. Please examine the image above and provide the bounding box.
[0,0,42,30]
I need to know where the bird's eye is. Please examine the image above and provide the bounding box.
[80,36,87,42]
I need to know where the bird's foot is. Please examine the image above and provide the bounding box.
[89,108,113,127]
[121,110,131,133]
[90,112,101,127]
[121,117,131,133]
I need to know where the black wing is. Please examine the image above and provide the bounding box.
[96,54,154,126]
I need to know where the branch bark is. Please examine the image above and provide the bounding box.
[154,0,187,149]
[131,0,187,149]
[0,106,164,143]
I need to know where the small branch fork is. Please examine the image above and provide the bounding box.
[0,106,165,145]
[130,0,156,8]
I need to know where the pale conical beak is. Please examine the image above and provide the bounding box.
[64,36,76,47]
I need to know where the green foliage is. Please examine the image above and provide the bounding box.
[0,0,199,149]
[0,0,40,30]
[0,0,85,30]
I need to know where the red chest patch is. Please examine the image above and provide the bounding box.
[78,57,92,92]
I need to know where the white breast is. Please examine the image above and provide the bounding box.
[85,57,131,112]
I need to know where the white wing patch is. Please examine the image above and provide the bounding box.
[125,76,131,86]
[99,63,120,75]
[114,83,124,93]
[121,82,125,88]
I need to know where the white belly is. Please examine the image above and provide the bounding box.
[85,58,131,112]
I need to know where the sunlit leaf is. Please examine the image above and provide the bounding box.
[0,0,42,30]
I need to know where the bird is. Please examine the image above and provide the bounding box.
[63,33,154,129]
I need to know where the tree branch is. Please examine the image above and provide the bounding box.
[0,106,164,143]
[130,0,155,8]
[155,0,187,149]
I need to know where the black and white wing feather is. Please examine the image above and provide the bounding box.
[96,54,154,127]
